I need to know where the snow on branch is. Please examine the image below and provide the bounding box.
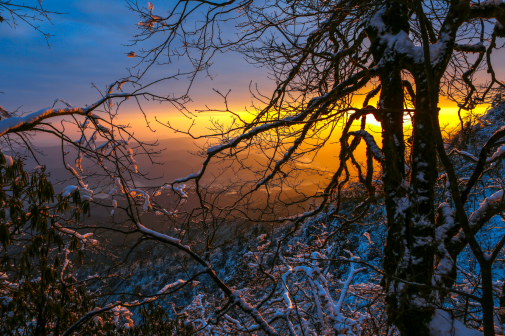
[0,91,153,138]
[461,126,505,202]
[126,148,138,173]
[368,7,451,66]
[171,112,309,185]
[130,189,150,211]
[487,145,505,163]
[52,222,98,246]
[230,291,279,336]
[172,184,188,198]
[448,145,505,164]
[157,279,186,295]
[236,245,371,335]
[448,190,505,255]
[62,276,187,334]
[468,190,505,229]
[448,148,479,162]
[0,106,91,137]
[348,130,384,161]
[63,164,94,201]
[136,222,181,245]
[454,42,486,53]
[61,185,79,197]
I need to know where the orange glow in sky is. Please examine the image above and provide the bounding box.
[122,95,490,141]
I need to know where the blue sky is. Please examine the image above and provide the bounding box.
[1,0,271,138]
[1,1,139,109]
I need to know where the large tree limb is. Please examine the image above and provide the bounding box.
[461,126,505,203]
[0,92,150,138]
[447,190,505,258]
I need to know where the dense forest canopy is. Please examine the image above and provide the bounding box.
[3,0,505,335]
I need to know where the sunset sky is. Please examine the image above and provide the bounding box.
[0,0,494,142]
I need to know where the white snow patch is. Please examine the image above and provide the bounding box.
[3,155,13,167]
[429,309,482,336]
[61,185,79,197]
[481,0,503,5]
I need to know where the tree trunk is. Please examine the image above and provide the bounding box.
[369,3,439,334]
[482,264,496,336]
[380,78,439,335]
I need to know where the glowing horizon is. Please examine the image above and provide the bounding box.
[121,97,490,141]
